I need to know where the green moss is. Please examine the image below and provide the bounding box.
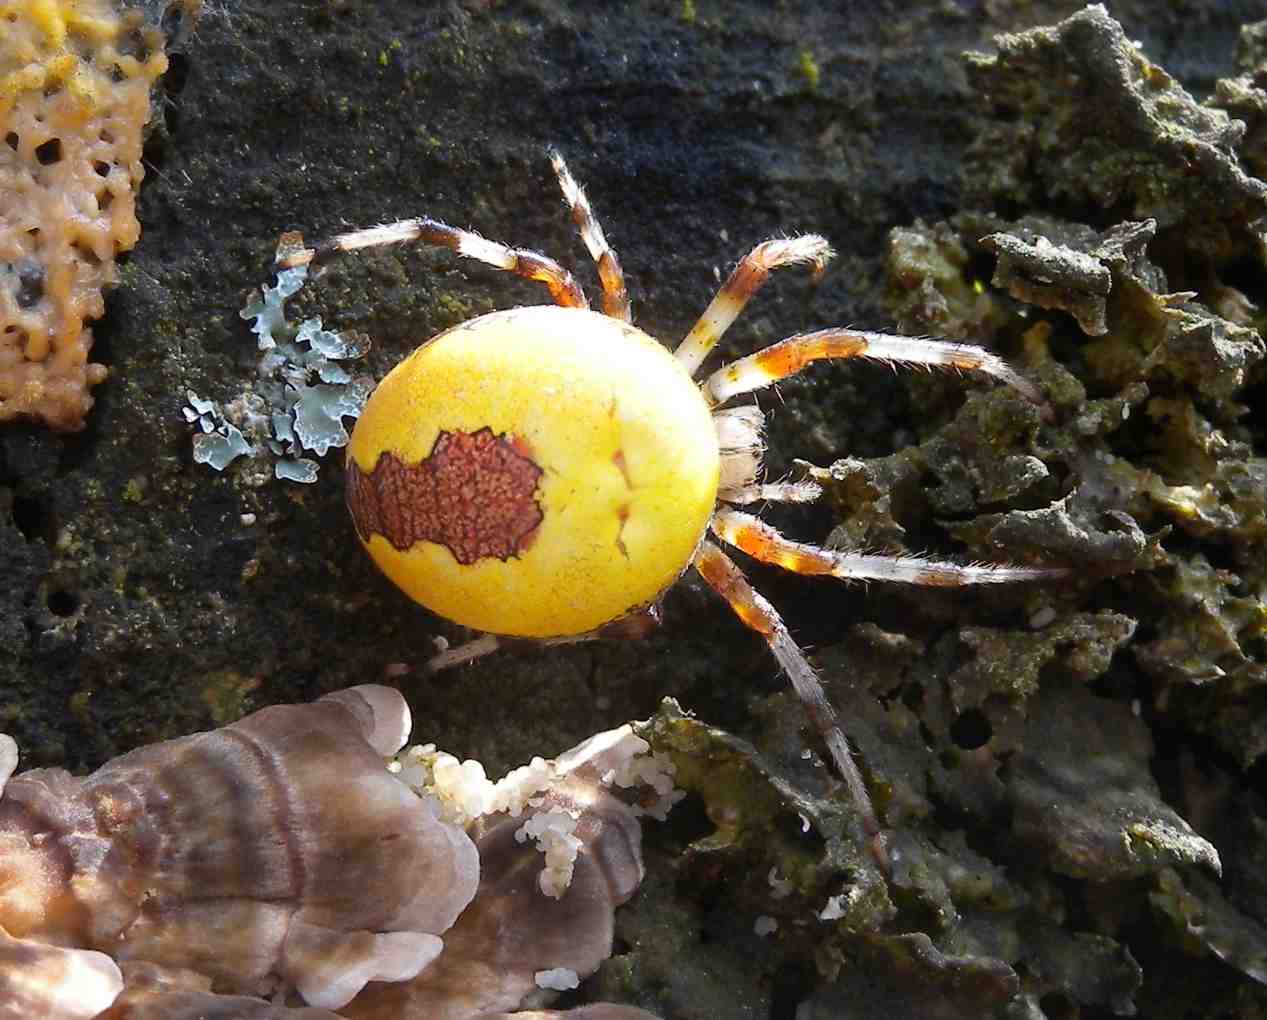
[68,687,94,728]
[640,700,894,939]
[796,50,820,90]
[199,670,261,727]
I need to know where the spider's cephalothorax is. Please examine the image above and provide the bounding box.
[281,152,1060,853]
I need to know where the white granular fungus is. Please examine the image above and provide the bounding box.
[490,756,555,817]
[390,744,497,826]
[566,725,683,820]
[516,809,583,899]
[391,722,684,895]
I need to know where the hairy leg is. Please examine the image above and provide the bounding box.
[713,509,1066,586]
[704,327,1047,413]
[675,236,833,377]
[549,150,631,322]
[692,539,885,865]
[279,218,589,309]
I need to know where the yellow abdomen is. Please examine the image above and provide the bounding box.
[347,305,720,638]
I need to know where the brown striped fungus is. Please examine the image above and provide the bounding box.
[0,687,665,1019]
[280,152,1064,859]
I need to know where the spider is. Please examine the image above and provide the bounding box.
[280,151,1058,853]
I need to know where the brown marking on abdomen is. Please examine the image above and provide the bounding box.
[614,503,630,558]
[611,448,631,488]
[348,428,544,565]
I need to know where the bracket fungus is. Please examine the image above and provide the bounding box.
[0,686,478,1014]
[0,687,667,1019]
[479,1011,663,1020]
[345,777,645,1020]
[0,928,123,1020]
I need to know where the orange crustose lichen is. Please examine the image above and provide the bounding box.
[1,0,183,430]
